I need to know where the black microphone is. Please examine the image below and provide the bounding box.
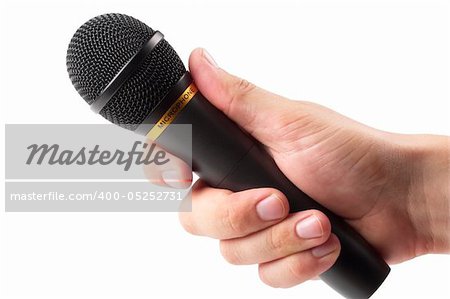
[66,13,390,298]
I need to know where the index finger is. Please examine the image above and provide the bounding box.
[179,180,290,239]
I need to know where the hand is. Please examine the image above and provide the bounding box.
[147,48,450,288]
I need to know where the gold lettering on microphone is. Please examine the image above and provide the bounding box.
[147,82,198,140]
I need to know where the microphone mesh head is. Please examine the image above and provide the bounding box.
[66,13,186,130]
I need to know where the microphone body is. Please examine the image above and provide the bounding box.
[147,73,390,298]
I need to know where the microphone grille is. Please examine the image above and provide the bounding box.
[66,13,186,130]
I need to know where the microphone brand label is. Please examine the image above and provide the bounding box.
[147,83,198,140]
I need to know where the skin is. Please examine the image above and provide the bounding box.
[145,48,450,288]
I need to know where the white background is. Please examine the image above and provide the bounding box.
[1,0,449,298]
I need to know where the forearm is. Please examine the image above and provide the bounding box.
[401,134,450,255]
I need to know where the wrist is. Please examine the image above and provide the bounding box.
[399,134,450,255]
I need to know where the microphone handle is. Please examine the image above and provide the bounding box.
[153,72,390,299]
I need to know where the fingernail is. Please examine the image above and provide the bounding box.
[296,215,323,239]
[203,48,219,68]
[162,170,188,189]
[256,194,285,221]
[312,239,337,258]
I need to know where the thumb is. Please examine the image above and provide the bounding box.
[188,48,295,145]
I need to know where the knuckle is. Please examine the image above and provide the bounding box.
[266,224,291,253]
[219,240,242,265]
[286,255,306,283]
[266,226,283,252]
[220,202,248,237]
[258,265,277,288]
[235,78,256,95]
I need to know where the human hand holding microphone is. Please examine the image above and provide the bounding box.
[149,47,449,289]
[67,14,450,298]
